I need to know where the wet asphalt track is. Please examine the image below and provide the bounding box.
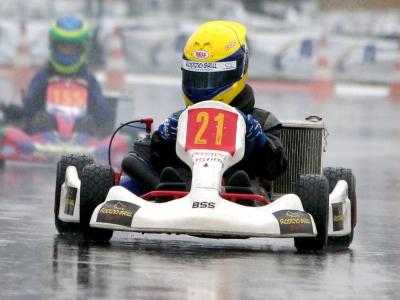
[1,86,400,300]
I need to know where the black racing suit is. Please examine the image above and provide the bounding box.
[150,84,287,184]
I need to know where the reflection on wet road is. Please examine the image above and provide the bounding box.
[1,89,400,299]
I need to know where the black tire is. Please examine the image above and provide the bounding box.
[54,154,94,235]
[323,167,357,249]
[294,175,329,252]
[80,164,114,242]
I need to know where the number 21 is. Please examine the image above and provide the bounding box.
[194,112,225,145]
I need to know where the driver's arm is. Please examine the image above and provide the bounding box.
[150,110,186,173]
[252,126,287,181]
[248,109,287,181]
[22,69,48,132]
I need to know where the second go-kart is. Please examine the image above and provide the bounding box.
[0,77,129,166]
[54,100,357,251]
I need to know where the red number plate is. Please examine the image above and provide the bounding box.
[185,108,238,155]
[46,82,88,110]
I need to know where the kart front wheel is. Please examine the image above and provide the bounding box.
[54,154,94,235]
[324,167,357,249]
[80,164,114,242]
[294,174,329,252]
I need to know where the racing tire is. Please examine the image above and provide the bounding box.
[323,167,357,249]
[294,175,329,252]
[54,154,95,235]
[80,163,114,242]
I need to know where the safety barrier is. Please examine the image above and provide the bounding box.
[0,27,399,101]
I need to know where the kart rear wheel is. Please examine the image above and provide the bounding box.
[294,175,329,252]
[54,154,94,235]
[324,167,357,249]
[80,164,114,242]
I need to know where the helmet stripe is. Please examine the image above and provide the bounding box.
[50,20,90,42]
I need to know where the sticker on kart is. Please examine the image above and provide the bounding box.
[273,210,313,235]
[332,203,344,231]
[96,200,140,226]
[46,81,88,117]
[185,108,238,155]
[64,187,77,216]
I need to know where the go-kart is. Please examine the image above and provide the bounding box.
[0,78,130,165]
[54,100,357,251]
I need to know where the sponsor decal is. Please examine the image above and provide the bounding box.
[193,50,209,59]
[64,187,77,216]
[192,201,216,209]
[192,152,226,159]
[182,59,237,72]
[273,210,313,235]
[332,203,344,231]
[193,156,225,165]
[191,152,227,168]
[96,200,140,227]
[225,40,237,50]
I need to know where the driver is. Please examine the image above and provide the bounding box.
[22,16,111,136]
[122,21,287,196]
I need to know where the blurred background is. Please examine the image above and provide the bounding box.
[0,0,400,115]
[1,2,400,299]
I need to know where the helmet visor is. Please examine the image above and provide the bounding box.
[182,58,244,90]
[53,41,84,56]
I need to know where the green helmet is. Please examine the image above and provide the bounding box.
[49,16,90,74]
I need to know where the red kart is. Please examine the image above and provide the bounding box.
[0,78,130,166]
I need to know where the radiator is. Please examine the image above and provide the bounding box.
[273,116,326,195]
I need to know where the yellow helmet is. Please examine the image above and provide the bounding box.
[182,21,249,106]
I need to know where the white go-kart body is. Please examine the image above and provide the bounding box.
[57,101,352,244]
